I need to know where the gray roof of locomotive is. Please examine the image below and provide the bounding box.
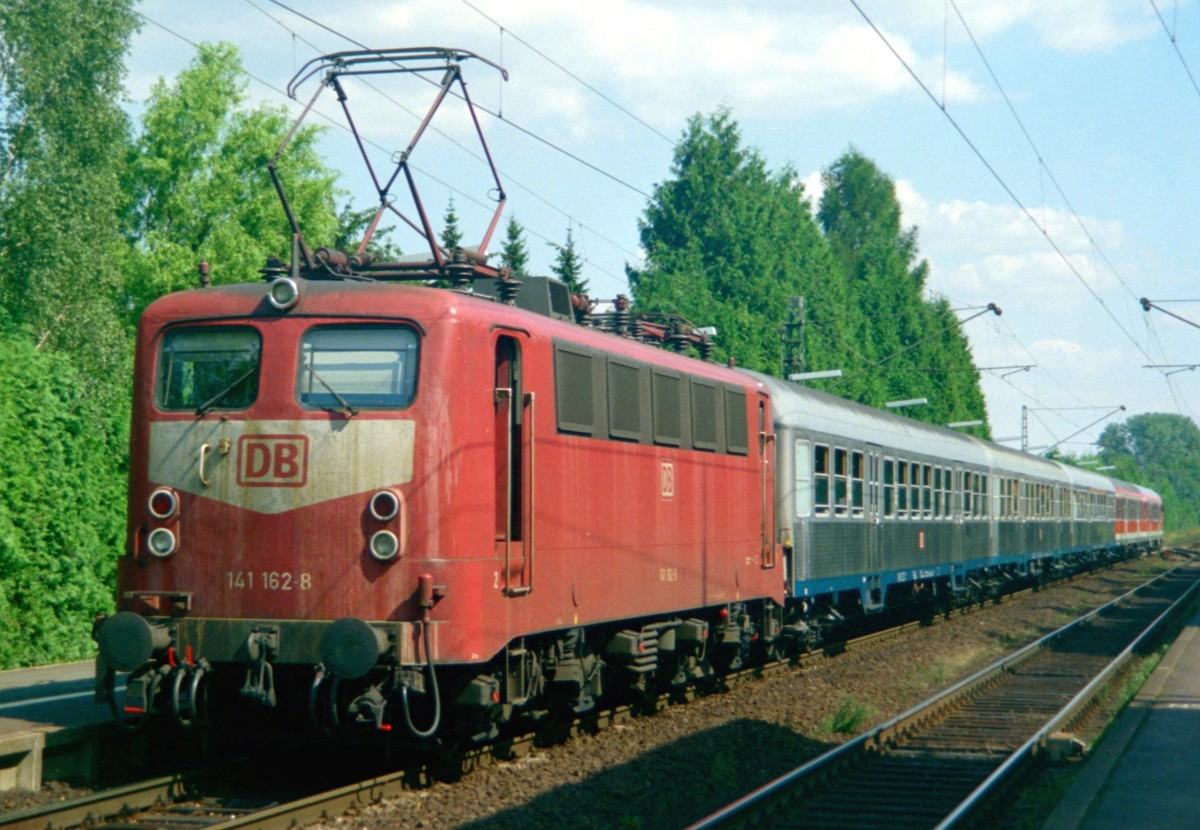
[749,372,1114,493]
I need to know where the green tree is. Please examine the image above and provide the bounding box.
[124,42,340,315]
[550,225,589,295]
[0,0,139,387]
[441,197,463,251]
[333,202,401,261]
[498,216,530,276]
[1099,413,1200,533]
[818,149,988,431]
[630,109,848,375]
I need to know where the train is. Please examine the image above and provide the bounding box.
[91,46,1163,744]
[91,265,1163,742]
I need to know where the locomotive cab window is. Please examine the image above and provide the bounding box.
[297,325,418,410]
[157,326,261,412]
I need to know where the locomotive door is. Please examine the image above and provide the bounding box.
[758,394,777,568]
[494,333,533,596]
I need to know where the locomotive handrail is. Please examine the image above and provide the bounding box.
[525,391,536,594]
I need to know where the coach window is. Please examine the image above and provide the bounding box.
[883,459,896,518]
[909,462,920,518]
[851,451,865,516]
[158,326,261,412]
[297,325,418,410]
[795,440,813,518]
[921,464,932,518]
[897,462,909,518]
[834,448,849,516]
[942,468,953,518]
[978,475,989,517]
[962,472,973,518]
[814,444,830,516]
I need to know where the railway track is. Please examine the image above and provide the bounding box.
[1,557,1182,830]
[685,558,1200,830]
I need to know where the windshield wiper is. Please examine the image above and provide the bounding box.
[306,368,358,417]
[195,365,257,417]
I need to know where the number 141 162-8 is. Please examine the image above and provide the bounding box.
[226,571,312,591]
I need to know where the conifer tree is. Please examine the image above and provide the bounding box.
[499,216,530,276]
[818,148,989,432]
[550,226,589,295]
[441,197,463,251]
[630,109,850,376]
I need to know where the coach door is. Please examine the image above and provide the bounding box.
[495,333,534,596]
[866,448,883,573]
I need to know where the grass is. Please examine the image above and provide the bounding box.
[818,696,877,737]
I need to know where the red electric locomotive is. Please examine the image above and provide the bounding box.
[94,274,782,739]
[93,48,785,740]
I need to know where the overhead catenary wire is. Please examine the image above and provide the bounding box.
[145,5,641,286]
[846,0,1159,374]
[1150,0,1200,103]
[456,0,675,145]
[254,0,648,281]
[947,0,1147,312]
[265,0,651,200]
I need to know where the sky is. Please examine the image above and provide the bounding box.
[127,0,1200,457]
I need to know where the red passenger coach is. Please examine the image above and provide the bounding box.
[95,274,783,739]
[1114,479,1163,550]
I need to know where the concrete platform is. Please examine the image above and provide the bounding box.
[0,660,115,791]
[1045,608,1200,830]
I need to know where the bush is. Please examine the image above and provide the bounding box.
[0,329,128,666]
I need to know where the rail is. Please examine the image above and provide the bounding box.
[685,557,1200,830]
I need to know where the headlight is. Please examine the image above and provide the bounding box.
[370,490,400,522]
[267,277,300,311]
[369,530,400,562]
[147,528,177,559]
[148,487,178,520]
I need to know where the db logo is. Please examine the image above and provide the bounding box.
[237,434,309,487]
[660,461,675,499]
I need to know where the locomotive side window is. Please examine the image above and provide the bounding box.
[607,359,643,441]
[691,381,719,451]
[652,371,683,446]
[725,389,749,455]
[813,444,830,516]
[297,326,417,409]
[157,326,261,412]
[555,346,595,434]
